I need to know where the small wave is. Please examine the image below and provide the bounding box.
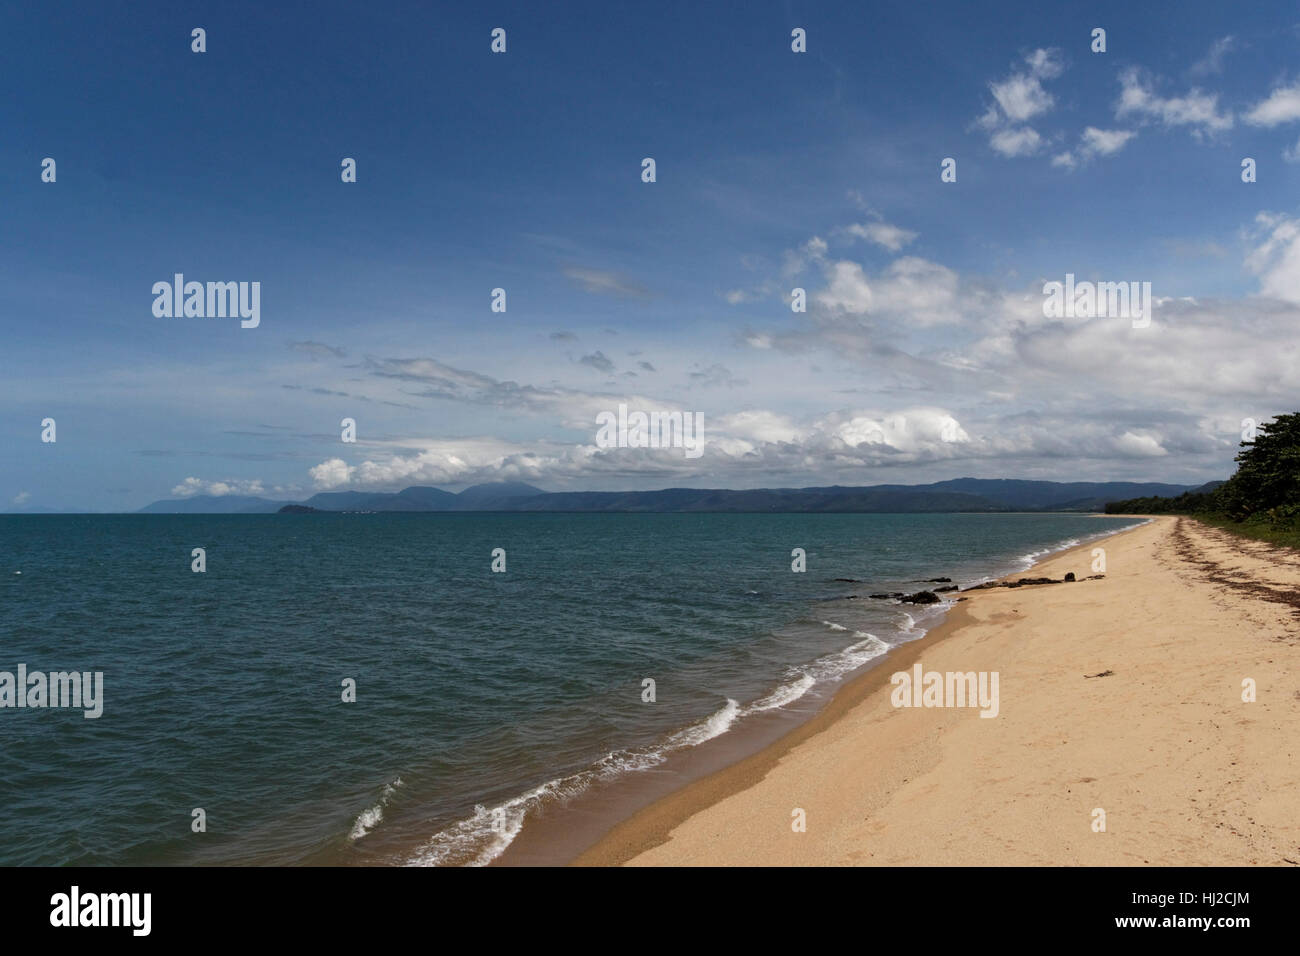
[664,698,742,748]
[747,673,817,712]
[407,774,590,867]
[407,627,905,868]
[805,632,891,682]
[349,776,403,841]
[407,624,909,866]
[406,699,744,867]
[1017,537,1081,571]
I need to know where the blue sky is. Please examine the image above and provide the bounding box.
[4,0,1300,510]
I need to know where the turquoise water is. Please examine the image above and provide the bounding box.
[0,512,1137,866]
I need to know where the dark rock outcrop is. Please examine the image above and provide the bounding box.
[901,590,941,604]
[963,576,1062,591]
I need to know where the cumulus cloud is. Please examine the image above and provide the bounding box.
[1112,431,1168,457]
[304,407,979,491]
[1081,126,1137,155]
[977,48,1062,157]
[990,127,1044,157]
[988,49,1062,122]
[171,477,267,498]
[303,295,1296,489]
[813,255,962,327]
[293,209,1300,493]
[1244,213,1300,304]
[1116,68,1232,135]
[1052,126,1137,169]
[816,261,874,314]
[1244,82,1300,127]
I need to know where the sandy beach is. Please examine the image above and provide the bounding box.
[577,516,1300,866]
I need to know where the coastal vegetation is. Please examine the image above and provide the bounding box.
[1106,413,1300,548]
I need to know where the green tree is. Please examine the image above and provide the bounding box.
[1215,413,1300,524]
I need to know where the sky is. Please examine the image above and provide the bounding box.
[4,0,1300,511]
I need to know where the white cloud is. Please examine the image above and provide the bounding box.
[1116,68,1232,135]
[844,220,918,252]
[1054,127,1137,169]
[1244,212,1300,304]
[171,477,267,498]
[977,48,1062,158]
[307,459,353,489]
[1081,126,1136,156]
[816,261,874,314]
[1244,82,1300,127]
[1112,432,1168,457]
[868,257,962,326]
[991,73,1055,123]
[713,409,803,444]
[12,491,30,504]
[305,407,980,491]
[986,48,1063,123]
[291,211,1300,492]
[989,126,1044,157]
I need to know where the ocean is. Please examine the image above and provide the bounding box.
[0,512,1139,866]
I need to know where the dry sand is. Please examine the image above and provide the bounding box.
[576,516,1300,866]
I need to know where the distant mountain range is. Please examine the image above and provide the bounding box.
[133,478,1217,515]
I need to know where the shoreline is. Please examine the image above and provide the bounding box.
[572,516,1155,866]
